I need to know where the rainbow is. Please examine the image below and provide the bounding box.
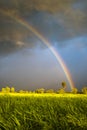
[0,9,75,90]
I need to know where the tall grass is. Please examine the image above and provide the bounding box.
[0,94,87,130]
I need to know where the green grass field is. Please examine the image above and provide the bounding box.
[0,93,87,130]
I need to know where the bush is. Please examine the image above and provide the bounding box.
[57,88,65,94]
[82,87,87,94]
[46,89,54,93]
[35,88,45,93]
[71,87,78,94]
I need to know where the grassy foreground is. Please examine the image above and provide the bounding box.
[0,93,87,130]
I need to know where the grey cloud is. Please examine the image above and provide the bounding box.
[0,38,43,56]
[0,11,43,56]
[0,0,74,14]
[0,0,87,56]
[0,40,24,56]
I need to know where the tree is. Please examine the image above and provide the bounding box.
[11,87,15,93]
[19,90,24,93]
[71,87,78,94]
[5,86,10,93]
[61,82,66,89]
[82,87,87,94]
[46,89,54,93]
[57,88,65,94]
[35,88,45,93]
[25,91,29,93]
[1,87,6,93]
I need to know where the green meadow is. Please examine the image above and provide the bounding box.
[0,94,87,130]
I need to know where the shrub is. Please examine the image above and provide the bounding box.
[57,88,65,94]
[71,87,78,94]
[35,88,45,93]
[46,89,54,93]
[82,87,87,94]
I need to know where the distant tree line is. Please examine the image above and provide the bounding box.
[0,82,87,94]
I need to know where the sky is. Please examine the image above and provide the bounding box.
[0,0,87,91]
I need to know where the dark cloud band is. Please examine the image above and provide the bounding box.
[0,0,87,56]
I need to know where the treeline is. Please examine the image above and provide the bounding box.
[0,85,87,94]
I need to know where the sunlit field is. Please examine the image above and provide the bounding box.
[0,93,87,130]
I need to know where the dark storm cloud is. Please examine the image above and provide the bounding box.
[0,11,44,56]
[0,40,20,56]
[0,0,87,55]
[0,0,74,13]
